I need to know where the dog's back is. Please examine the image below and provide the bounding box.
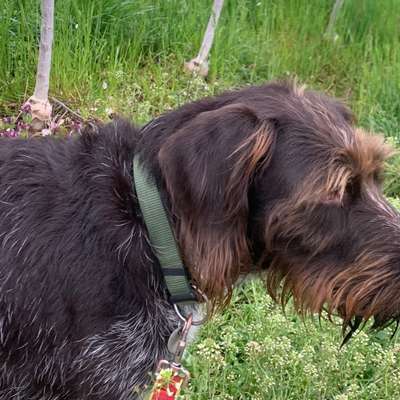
[0,123,176,399]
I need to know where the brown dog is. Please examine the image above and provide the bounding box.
[0,81,397,398]
[152,82,397,330]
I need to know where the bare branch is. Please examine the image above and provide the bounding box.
[51,97,84,122]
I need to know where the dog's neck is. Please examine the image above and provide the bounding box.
[132,155,197,305]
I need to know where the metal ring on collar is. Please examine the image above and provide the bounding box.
[173,287,210,326]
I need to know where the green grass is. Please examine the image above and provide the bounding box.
[1,0,400,135]
[2,1,400,399]
[182,281,400,400]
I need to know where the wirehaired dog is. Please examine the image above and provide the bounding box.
[0,82,398,399]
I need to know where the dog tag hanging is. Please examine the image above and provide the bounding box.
[167,327,182,355]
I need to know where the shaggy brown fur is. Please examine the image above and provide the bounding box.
[0,81,399,398]
[146,81,400,336]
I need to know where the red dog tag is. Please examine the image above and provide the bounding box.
[149,360,189,400]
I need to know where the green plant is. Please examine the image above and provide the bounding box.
[1,0,399,135]
[181,280,400,400]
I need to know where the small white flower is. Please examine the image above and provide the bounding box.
[245,341,263,355]
[41,128,51,136]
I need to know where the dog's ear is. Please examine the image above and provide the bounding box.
[159,103,276,305]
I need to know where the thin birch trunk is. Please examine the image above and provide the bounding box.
[184,0,224,77]
[26,0,54,130]
[326,0,344,38]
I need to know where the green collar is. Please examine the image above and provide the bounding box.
[133,155,197,305]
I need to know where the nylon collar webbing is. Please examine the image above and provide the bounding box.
[133,156,197,305]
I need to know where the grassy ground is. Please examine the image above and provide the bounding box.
[1,0,400,134]
[2,1,400,399]
[182,281,400,400]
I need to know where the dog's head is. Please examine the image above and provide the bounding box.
[157,82,400,332]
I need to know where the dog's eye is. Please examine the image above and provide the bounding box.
[373,170,384,185]
[345,177,361,202]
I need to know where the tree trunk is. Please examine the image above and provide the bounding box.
[184,0,224,77]
[26,0,54,131]
[326,0,344,38]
